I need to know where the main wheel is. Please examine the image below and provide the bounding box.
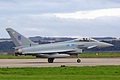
[48,58,54,63]
[77,59,81,63]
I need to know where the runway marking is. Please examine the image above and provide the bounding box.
[0,58,120,67]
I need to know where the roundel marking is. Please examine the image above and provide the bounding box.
[18,35,21,40]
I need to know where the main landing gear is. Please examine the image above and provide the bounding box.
[48,58,54,63]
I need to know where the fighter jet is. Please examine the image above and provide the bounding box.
[6,28,113,63]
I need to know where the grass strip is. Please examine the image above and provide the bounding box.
[0,66,119,80]
[0,53,120,59]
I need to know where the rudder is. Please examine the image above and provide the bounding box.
[6,28,38,47]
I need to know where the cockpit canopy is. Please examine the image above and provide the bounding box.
[74,38,98,42]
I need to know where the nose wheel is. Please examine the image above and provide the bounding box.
[77,59,81,63]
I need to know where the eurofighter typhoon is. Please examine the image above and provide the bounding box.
[6,28,113,63]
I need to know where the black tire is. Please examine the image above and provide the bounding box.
[48,58,54,63]
[77,59,81,63]
[15,53,19,56]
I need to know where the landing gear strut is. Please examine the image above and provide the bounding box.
[48,58,54,63]
[77,53,81,63]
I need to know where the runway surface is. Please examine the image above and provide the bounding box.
[0,58,120,67]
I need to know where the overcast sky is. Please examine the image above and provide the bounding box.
[0,0,120,38]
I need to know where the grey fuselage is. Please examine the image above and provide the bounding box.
[21,39,112,56]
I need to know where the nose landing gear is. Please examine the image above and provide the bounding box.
[77,58,81,63]
[77,53,81,63]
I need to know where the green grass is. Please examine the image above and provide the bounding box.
[69,53,120,58]
[0,66,120,80]
[0,54,36,59]
[0,53,120,59]
[80,53,120,58]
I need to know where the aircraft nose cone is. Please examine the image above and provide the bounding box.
[107,43,114,47]
[101,42,113,47]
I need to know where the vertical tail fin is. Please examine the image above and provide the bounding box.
[6,28,38,47]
